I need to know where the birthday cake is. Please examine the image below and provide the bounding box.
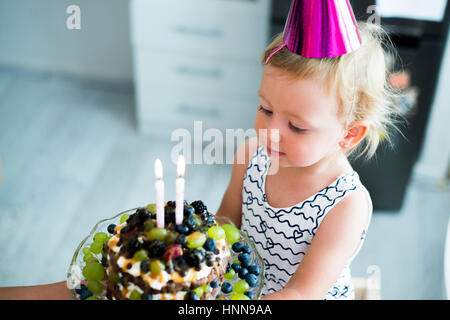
[102,201,232,300]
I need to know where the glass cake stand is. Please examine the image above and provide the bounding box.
[67,208,265,300]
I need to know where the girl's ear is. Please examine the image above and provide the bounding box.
[339,120,369,149]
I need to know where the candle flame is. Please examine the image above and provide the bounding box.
[177,154,185,177]
[155,158,163,179]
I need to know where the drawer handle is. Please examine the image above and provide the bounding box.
[175,65,222,78]
[176,104,220,117]
[172,25,223,38]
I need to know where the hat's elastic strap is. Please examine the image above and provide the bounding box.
[265,43,287,65]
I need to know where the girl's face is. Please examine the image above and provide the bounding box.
[255,65,346,168]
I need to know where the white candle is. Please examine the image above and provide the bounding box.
[175,154,185,225]
[154,158,164,228]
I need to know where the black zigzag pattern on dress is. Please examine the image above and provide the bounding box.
[242,215,308,257]
[241,144,362,299]
[310,183,358,235]
[241,225,301,267]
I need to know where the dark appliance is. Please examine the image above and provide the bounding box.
[270,0,450,211]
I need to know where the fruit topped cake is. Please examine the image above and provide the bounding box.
[102,200,233,300]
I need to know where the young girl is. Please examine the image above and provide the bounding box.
[0,4,403,301]
[216,20,403,300]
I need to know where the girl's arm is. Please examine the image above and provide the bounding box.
[0,281,73,300]
[216,137,258,228]
[262,188,371,300]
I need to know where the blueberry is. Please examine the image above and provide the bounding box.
[241,258,251,268]
[244,291,254,299]
[238,253,250,263]
[107,224,116,234]
[231,263,241,272]
[245,273,258,287]
[101,257,107,267]
[185,214,196,230]
[232,242,244,253]
[226,262,231,273]
[186,249,205,267]
[210,279,220,289]
[221,282,233,294]
[238,267,248,279]
[185,291,200,300]
[80,289,92,300]
[140,259,150,273]
[175,224,190,235]
[183,206,195,216]
[75,284,87,295]
[142,293,153,300]
[242,245,251,254]
[247,265,260,276]
[175,234,188,247]
[203,238,217,252]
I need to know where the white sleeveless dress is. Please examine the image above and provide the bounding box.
[240,145,373,299]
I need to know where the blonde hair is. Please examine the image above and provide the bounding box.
[262,22,406,161]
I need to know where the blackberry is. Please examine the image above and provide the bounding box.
[146,239,166,258]
[125,234,143,257]
[190,200,207,215]
[173,256,189,276]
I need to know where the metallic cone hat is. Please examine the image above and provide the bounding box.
[266,0,362,63]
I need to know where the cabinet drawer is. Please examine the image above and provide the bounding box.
[130,0,271,61]
[134,49,262,99]
[135,84,257,134]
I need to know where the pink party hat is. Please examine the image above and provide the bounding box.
[266,0,361,63]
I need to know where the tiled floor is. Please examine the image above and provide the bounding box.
[0,69,449,299]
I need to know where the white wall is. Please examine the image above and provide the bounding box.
[413,24,450,185]
[0,0,133,82]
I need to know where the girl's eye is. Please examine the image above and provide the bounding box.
[289,122,306,133]
[258,105,273,115]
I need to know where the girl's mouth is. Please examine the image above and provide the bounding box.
[266,146,286,157]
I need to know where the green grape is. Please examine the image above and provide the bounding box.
[83,252,95,262]
[87,280,103,295]
[82,262,104,281]
[84,255,99,264]
[234,280,250,294]
[144,219,155,232]
[85,296,100,300]
[194,286,204,297]
[222,224,240,244]
[108,271,120,284]
[146,203,156,214]
[82,247,91,255]
[224,269,236,280]
[120,214,130,224]
[129,290,142,300]
[233,260,240,265]
[150,260,165,275]
[231,293,250,300]
[133,249,148,262]
[207,226,226,241]
[93,232,108,244]
[202,284,212,293]
[187,232,207,249]
[164,231,178,245]
[147,227,167,241]
[90,241,103,255]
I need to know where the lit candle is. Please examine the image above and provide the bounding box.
[154,158,164,228]
[175,154,185,225]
